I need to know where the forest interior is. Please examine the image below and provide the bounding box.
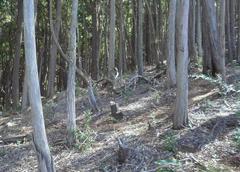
[1,0,240,171]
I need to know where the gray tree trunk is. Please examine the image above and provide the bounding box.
[196,0,203,58]
[173,0,189,129]
[91,1,101,80]
[119,0,127,79]
[21,65,29,111]
[167,0,177,87]
[137,0,144,75]
[219,0,226,81]
[203,0,225,79]
[189,0,197,61]
[66,0,78,146]
[47,0,62,98]
[23,0,55,171]
[12,0,23,109]
[108,0,116,80]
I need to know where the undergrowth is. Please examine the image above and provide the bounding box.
[74,110,95,152]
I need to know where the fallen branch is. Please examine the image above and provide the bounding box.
[1,134,30,144]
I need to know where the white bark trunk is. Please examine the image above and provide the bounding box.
[23,0,55,171]
[167,0,177,87]
[173,0,189,129]
[67,0,78,146]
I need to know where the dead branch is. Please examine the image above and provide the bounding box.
[1,134,30,144]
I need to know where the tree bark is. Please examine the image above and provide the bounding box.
[66,0,78,146]
[137,0,144,75]
[219,0,226,81]
[23,0,55,171]
[196,0,203,58]
[202,0,225,79]
[108,0,116,80]
[173,0,189,129]
[167,0,177,87]
[12,0,23,109]
[47,0,62,98]
[91,1,101,80]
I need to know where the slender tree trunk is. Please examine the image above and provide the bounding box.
[12,0,23,109]
[91,1,101,80]
[66,0,78,146]
[23,0,55,171]
[137,0,144,75]
[167,0,177,87]
[189,0,197,61]
[196,0,203,58]
[47,0,62,98]
[22,65,29,111]
[173,0,189,129]
[119,0,126,78]
[226,0,233,63]
[108,0,116,80]
[219,0,226,81]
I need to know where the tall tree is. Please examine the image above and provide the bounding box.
[47,0,62,98]
[137,0,144,75]
[167,0,177,87]
[173,0,189,129]
[203,0,226,80]
[91,0,101,80]
[12,0,23,109]
[219,0,226,78]
[66,0,78,146]
[23,0,55,171]
[196,0,203,58]
[108,0,116,80]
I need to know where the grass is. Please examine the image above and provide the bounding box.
[163,132,177,153]
[74,110,95,152]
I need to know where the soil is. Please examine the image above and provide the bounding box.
[1,66,240,172]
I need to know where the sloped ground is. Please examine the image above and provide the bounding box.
[1,66,240,172]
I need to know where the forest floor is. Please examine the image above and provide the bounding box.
[1,65,240,172]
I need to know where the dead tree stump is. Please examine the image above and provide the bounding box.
[110,101,123,120]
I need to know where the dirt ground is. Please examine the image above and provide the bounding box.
[1,66,240,172]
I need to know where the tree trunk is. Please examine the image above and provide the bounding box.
[173,0,189,130]
[189,0,197,61]
[108,0,116,80]
[196,0,203,58]
[12,0,23,109]
[66,0,78,146]
[23,0,55,171]
[119,0,126,79]
[91,1,101,80]
[47,0,62,98]
[137,0,144,75]
[219,0,226,81]
[167,0,177,87]
[202,0,225,79]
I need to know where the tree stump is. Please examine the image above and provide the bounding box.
[110,101,123,120]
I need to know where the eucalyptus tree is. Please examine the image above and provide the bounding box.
[23,0,55,170]
[173,0,190,129]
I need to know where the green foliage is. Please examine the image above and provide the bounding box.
[153,91,162,104]
[122,88,134,103]
[74,110,95,152]
[76,87,87,97]
[156,159,181,172]
[163,132,177,152]
[0,149,6,157]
